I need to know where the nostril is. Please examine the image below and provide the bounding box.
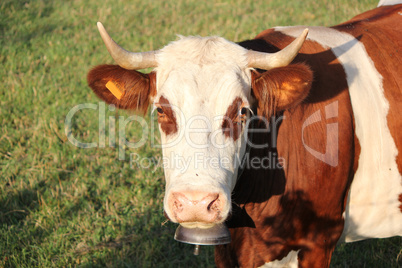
[207,194,220,211]
[173,199,183,213]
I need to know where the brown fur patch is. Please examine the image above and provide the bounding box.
[222,97,245,141]
[399,193,402,213]
[87,64,156,114]
[156,96,178,136]
[334,5,402,176]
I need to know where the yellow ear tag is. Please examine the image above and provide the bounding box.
[105,80,124,100]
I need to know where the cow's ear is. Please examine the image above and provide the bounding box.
[87,64,156,114]
[251,63,313,118]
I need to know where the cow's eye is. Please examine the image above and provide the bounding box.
[157,107,164,114]
[239,107,248,116]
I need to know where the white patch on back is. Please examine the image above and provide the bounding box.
[275,26,402,242]
[377,0,402,7]
[259,250,300,268]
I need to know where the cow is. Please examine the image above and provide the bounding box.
[86,2,402,267]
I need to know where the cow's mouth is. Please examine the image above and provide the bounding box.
[179,222,217,229]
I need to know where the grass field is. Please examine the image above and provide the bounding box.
[1,0,401,267]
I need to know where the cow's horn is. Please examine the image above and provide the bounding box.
[97,22,158,70]
[247,28,308,70]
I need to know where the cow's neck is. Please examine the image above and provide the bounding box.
[219,117,292,267]
[229,116,286,226]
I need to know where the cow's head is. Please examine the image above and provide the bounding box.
[87,23,312,228]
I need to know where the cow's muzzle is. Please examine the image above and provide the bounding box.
[168,191,225,224]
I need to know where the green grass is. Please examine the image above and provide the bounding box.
[0,0,400,267]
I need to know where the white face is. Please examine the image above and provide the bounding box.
[154,36,254,226]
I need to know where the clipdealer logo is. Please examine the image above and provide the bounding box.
[64,101,339,166]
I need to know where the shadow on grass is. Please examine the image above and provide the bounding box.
[74,208,216,268]
[0,187,40,225]
[0,182,56,266]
